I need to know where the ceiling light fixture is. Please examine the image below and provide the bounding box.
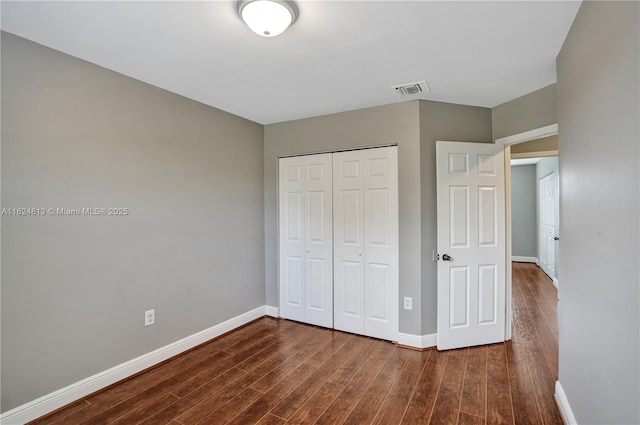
[236,0,298,37]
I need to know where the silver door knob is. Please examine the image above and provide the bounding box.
[442,254,452,261]
[306,248,310,253]
[358,252,363,256]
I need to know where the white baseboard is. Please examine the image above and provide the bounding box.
[265,305,279,318]
[555,381,577,425]
[512,256,539,265]
[0,305,268,425]
[396,332,437,349]
[552,277,559,290]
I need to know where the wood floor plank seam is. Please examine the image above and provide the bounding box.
[501,343,517,425]
[485,343,489,425]
[270,334,369,420]
[314,341,395,425]
[397,349,432,424]
[512,284,542,423]
[512,265,559,424]
[342,348,410,424]
[425,351,450,425]
[287,338,378,424]
[456,346,471,424]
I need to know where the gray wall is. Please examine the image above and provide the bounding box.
[492,84,557,141]
[1,33,265,412]
[418,101,492,334]
[536,157,559,279]
[264,100,491,336]
[511,135,558,155]
[556,2,639,424]
[264,101,423,335]
[510,165,537,258]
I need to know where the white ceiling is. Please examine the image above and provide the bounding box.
[0,1,581,125]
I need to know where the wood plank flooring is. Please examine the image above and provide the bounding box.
[30,263,560,424]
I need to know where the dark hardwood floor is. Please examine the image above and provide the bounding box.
[30,263,561,424]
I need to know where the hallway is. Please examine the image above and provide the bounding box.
[507,262,561,424]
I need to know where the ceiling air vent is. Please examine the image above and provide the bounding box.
[392,80,430,96]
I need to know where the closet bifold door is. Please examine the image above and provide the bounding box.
[334,146,399,341]
[278,154,333,328]
[333,150,366,335]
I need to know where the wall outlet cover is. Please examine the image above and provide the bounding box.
[144,309,155,327]
[403,297,412,310]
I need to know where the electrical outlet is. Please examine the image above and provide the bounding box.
[403,297,412,310]
[145,309,155,327]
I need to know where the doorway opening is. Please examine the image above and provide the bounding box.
[498,124,562,418]
[496,123,559,340]
[510,155,559,289]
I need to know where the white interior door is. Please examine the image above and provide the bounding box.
[436,141,506,350]
[279,154,333,328]
[334,146,398,341]
[539,173,557,279]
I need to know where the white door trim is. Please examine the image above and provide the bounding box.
[497,123,558,341]
[495,124,558,146]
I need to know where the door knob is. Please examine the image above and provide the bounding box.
[442,254,452,261]
[358,252,363,257]
[554,237,559,241]
[306,248,310,253]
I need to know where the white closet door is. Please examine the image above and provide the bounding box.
[362,147,399,341]
[333,150,366,334]
[304,155,334,327]
[334,147,398,341]
[279,154,333,328]
[279,156,306,323]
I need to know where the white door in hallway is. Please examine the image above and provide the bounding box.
[278,154,333,328]
[333,147,399,341]
[436,141,506,350]
[539,172,558,280]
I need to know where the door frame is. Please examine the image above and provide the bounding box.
[495,123,558,340]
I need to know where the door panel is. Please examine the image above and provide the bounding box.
[539,172,558,280]
[478,186,497,246]
[307,258,324,309]
[363,147,398,341]
[437,141,506,350]
[280,158,306,322]
[450,186,470,247]
[333,150,365,334]
[342,261,362,317]
[334,147,398,341]
[303,155,333,327]
[478,264,497,324]
[368,263,389,320]
[341,190,361,244]
[286,256,303,306]
[286,192,303,241]
[279,154,333,328]
[449,266,469,328]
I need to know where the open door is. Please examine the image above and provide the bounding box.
[436,141,506,350]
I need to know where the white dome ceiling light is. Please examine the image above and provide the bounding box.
[236,0,298,37]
